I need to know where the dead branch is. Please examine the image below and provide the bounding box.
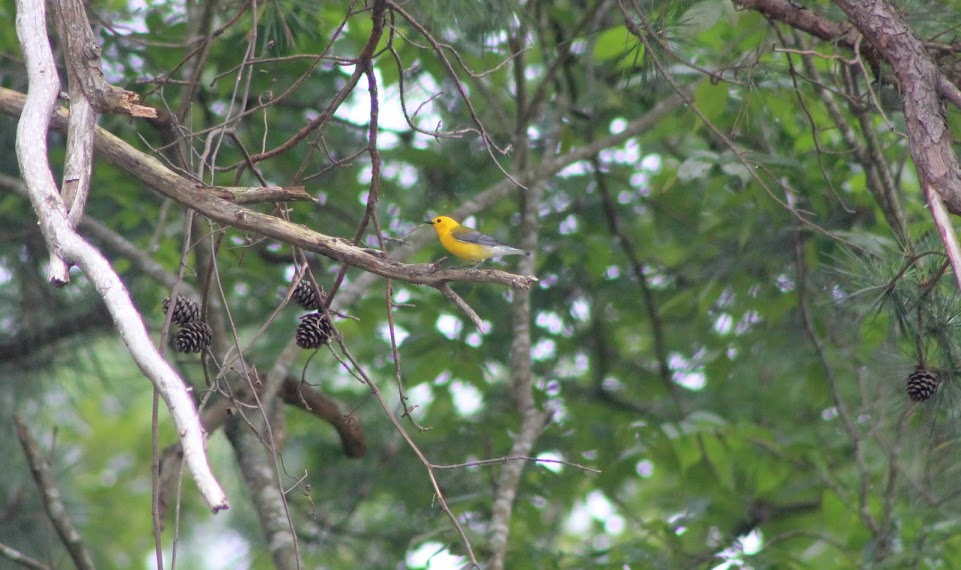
[199,185,317,205]
[925,185,961,292]
[48,0,156,118]
[0,88,536,292]
[13,0,227,512]
[14,415,95,570]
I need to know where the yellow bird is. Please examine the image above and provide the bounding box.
[425,216,529,263]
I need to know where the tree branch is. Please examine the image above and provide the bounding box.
[14,415,95,570]
[280,376,368,459]
[489,166,549,569]
[735,0,862,51]
[13,0,227,512]
[48,0,157,118]
[0,87,536,294]
[832,0,961,213]
[199,185,316,205]
[225,403,301,569]
[0,542,49,570]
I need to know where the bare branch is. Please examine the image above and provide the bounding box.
[280,376,367,458]
[438,283,486,332]
[199,185,317,205]
[14,415,95,570]
[0,88,535,292]
[0,542,50,570]
[13,0,227,511]
[48,0,157,118]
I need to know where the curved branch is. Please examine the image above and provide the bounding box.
[13,0,227,512]
[280,376,368,458]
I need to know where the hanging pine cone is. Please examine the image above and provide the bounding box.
[175,321,213,353]
[296,312,334,349]
[162,295,200,326]
[907,367,939,402]
[292,280,322,310]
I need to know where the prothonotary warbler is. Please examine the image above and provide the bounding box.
[425,216,529,263]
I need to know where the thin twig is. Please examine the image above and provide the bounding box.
[327,332,479,565]
[386,0,525,190]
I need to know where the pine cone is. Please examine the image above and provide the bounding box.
[296,312,334,349]
[293,280,322,310]
[162,295,200,326]
[907,367,939,402]
[175,321,213,353]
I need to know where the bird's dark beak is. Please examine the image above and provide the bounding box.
[423,220,434,225]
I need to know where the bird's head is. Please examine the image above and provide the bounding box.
[424,216,459,234]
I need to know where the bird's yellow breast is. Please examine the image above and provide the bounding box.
[437,231,494,261]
